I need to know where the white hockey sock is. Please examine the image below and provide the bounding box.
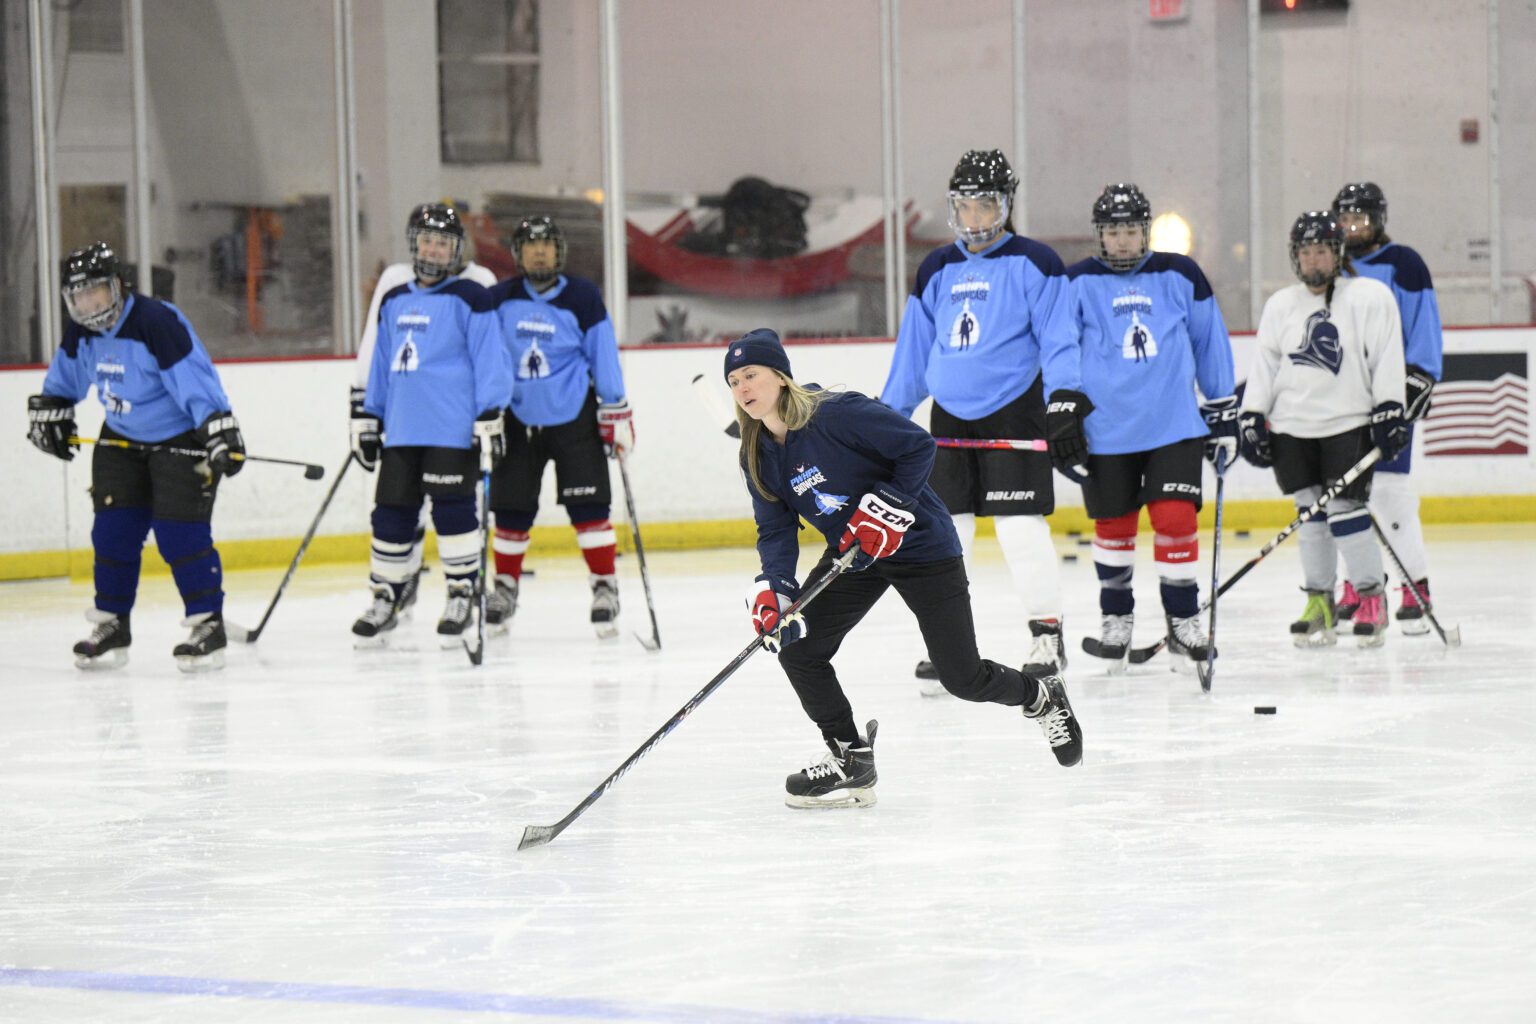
[994,514,1060,620]
[437,530,482,582]
[370,536,415,586]
[951,512,977,570]
[1370,470,1429,581]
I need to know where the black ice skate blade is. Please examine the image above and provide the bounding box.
[174,650,225,674]
[74,649,129,671]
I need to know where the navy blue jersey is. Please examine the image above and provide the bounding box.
[489,275,625,426]
[881,234,1081,420]
[364,276,511,449]
[1065,253,1235,455]
[746,390,961,587]
[1347,242,1443,380]
[42,294,232,443]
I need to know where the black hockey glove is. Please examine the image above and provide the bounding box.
[199,411,245,478]
[473,409,506,468]
[1045,389,1094,473]
[1370,400,1410,460]
[1199,395,1240,469]
[1405,364,1435,422]
[27,393,78,461]
[1237,411,1273,469]
[350,409,381,472]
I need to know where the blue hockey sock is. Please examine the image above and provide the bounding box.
[153,519,223,617]
[92,507,153,615]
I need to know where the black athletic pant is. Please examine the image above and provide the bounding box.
[778,552,1033,745]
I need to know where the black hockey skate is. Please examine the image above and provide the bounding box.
[174,612,227,673]
[785,720,878,808]
[1021,617,1067,677]
[352,583,400,646]
[914,659,949,698]
[437,579,474,647]
[1081,613,1133,675]
[1165,614,1210,676]
[397,566,426,618]
[589,574,620,640]
[484,573,519,629]
[74,610,131,670]
[1022,672,1082,767]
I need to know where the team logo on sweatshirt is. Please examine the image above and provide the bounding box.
[791,464,848,516]
[392,308,427,374]
[100,379,132,415]
[518,338,549,380]
[949,299,980,351]
[1290,309,1343,375]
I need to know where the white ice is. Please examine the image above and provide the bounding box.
[2,526,1534,1023]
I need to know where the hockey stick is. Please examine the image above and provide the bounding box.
[465,445,494,667]
[518,547,859,850]
[1369,513,1461,648]
[615,448,662,652]
[71,435,325,479]
[1197,450,1229,692]
[226,453,355,643]
[933,437,1047,452]
[689,372,741,438]
[1125,446,1384,665]
[933,436,1088,484]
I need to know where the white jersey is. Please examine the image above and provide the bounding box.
[353,261,498,389]
[1243,275,1405,439]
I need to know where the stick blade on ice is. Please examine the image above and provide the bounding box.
[518,824,559,850]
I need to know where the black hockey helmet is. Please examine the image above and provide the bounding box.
[947,149,1017,246]
[61,241,126,331]
[1091,183,1151,272]
[1288,210,1346,287]
[513,215,567,284]
[1332,181,1388,253]
[406,202,465,282]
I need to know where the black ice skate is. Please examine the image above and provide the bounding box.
[437,579,474,646]
[1081,613,1133,674]
[1022,672,1082,767]
[914,659,948,698]
[173,612,227,673]
[352,583,400,646]
[589,573,620,640]
[73,609,131,670]
[785,720,878,809]
[1022,617,1067,677]
[485,573,518,630]
[397,565,426,618]
[1290,589,1337,648]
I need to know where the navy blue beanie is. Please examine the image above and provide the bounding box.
[723,328,792,382]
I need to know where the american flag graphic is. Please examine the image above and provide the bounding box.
[1422,352,1528,457]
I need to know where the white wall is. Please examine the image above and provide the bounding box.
[4,329,1533,564]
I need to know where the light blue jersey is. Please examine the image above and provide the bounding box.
[488,275,625,427]
[1065,253,1235,456]
[1347,242,1443,380]
[43,294,231,442]
[364,277,511,449]
[881,234,1080,420]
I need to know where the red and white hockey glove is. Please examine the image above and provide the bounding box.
[746,573,805,653]
[597,399,635,458]
[838,488,917,572]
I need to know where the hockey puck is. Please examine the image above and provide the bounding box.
[1062,553,1079,563]
[1236,530,1251,539]
[1077,538,1093,548]
[1253,706,1277,715]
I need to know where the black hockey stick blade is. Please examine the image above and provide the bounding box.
[519,547,859,850]
[632,629,661,652]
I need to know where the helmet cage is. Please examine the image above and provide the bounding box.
[61,242,125,331]
[1289,212,1346,288]
[946,192,1011,248]
[406,204,465,282]
[514,216,567,283]
[1091,183,1151,271]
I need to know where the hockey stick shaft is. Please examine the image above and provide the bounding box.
[1201,452,1229,692]
[518,547,859,850]
[72,436,325,477]
[231,453,354,643]
[1129,446,1384,664]
[616,448,662,651]
[466,446,493,667]
[1368,513,1461,648]
[933,437,1048,452]
[689,372,741,438]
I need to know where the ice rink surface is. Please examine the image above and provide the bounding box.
[2,525,1534,1023]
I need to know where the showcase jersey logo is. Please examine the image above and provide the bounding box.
[1422,352,1528,457]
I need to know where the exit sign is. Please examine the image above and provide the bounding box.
[1150,0,1188,21]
